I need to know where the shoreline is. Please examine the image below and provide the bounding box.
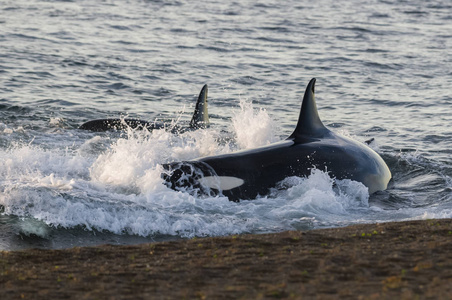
[1,218,451,299]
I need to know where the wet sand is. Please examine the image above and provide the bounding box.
[1,219,451,299]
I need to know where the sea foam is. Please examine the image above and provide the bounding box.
[0,101,423,240]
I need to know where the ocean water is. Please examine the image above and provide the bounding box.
[0,0,450,250]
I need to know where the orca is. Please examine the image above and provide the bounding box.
[79,85,209,132]
[162,78,392,201]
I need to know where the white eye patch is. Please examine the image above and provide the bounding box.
[199,176,244,191]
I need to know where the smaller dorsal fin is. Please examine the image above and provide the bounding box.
[190,84,210,129]
[288,78,328,141]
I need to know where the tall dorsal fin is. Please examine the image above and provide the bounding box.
[288,78,328,141]
[190,84,210,129]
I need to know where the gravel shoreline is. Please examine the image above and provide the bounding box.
[1,219,451,299]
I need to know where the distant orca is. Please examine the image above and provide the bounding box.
[79,85,209,132]
[162,78,392,201]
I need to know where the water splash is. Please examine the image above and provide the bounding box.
[231,99,278,149]
[0,124,377,240]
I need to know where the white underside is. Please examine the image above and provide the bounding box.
[199,176,244,191]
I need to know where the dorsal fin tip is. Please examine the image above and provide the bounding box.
[309,78,316,93]
[288,78,328,141]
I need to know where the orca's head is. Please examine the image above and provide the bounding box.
[161,161,218,196]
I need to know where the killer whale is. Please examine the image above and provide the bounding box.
[79,85,209,132]
[162,78,392,201]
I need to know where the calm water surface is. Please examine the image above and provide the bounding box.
[0,0,451,250]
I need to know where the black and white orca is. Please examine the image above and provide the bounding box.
[79,85,209,132]
[162,78,392,201]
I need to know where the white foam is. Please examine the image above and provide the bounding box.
[231,99,278,149]
[49,117,65,127]
[18,219,50,238]
[0,116,451,240]
[264,169,371,228]
[1,123,14,134]
[89,128,230,192]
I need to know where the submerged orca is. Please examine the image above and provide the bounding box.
[79,85,209,132]
[162,78,392,201]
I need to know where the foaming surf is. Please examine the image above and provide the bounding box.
[231,99,279,149]
[0,100,451,249]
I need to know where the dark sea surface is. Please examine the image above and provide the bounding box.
[0,0,450,250]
